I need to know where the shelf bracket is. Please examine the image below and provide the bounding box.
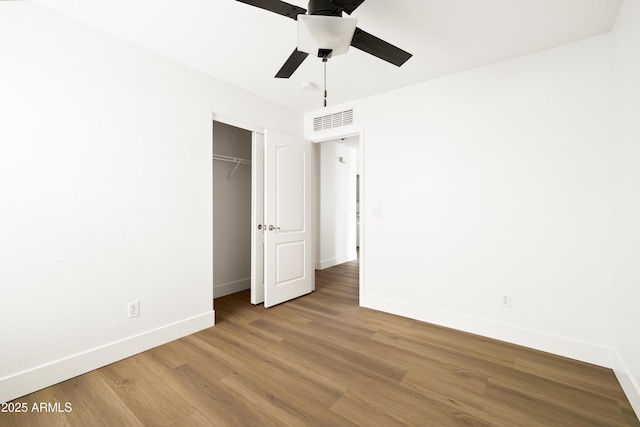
[228,160,241,181]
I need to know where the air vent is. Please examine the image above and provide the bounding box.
[312,109,354,132]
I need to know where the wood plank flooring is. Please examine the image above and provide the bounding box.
[2,259,639,426]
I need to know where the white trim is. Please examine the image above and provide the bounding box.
[250,132,266,305]
[0,311,214,403]
[357,128,365,305]
[614,355,640,418]
[361,294,615,369]
[309,127,360,143]
[315,253,358,270]
[212,113,265,134]
[214,278,251,298]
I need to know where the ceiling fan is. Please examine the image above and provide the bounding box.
[235,0,412,79]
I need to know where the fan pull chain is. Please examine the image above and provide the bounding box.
[323,59,328,108]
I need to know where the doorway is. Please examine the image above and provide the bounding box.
[315,136,360,271]
[212,120,253,298]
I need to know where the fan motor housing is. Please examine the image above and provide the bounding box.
[308,0,342,16]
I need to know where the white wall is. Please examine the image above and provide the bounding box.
[213,122,252,297]
[0,2,301,403]
[324,34,617,367]
[612,0,640,414]
[317,138,358,269]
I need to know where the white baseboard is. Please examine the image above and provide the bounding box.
[361,293,640,419]
[315,252,358,270]
[0,310,214,404]
[614,355,640,419]
[360,294,615,369]
[214,277,251,298]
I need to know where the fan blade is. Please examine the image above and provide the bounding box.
[235,0,306,20]
[329,0,367,14]
[275,49,309,78]
[350,27,412,67]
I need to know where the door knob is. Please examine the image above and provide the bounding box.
[268,225,281,231]
[257,224,262,230]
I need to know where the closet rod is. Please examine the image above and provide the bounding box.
[212,153,251,165]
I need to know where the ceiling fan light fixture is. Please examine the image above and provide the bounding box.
[297,15,357,58]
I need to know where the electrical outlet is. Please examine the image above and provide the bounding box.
[501,294,512,308]
[128,301,139,318]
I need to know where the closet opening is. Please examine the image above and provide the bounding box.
[212,120,253,298]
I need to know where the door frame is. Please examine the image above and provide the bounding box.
[212,114,266,305]
[310,127,365,305]
[251,132,265,304]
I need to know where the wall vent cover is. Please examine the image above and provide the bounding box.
[313,109,354,132]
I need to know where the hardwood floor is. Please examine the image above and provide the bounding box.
[2,259,639,426]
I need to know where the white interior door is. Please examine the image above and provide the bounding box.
[264,129,314,307]
[250,132,265,304]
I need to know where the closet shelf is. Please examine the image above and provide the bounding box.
[213,154,251,181]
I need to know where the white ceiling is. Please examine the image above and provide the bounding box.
[32,0,623,113]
